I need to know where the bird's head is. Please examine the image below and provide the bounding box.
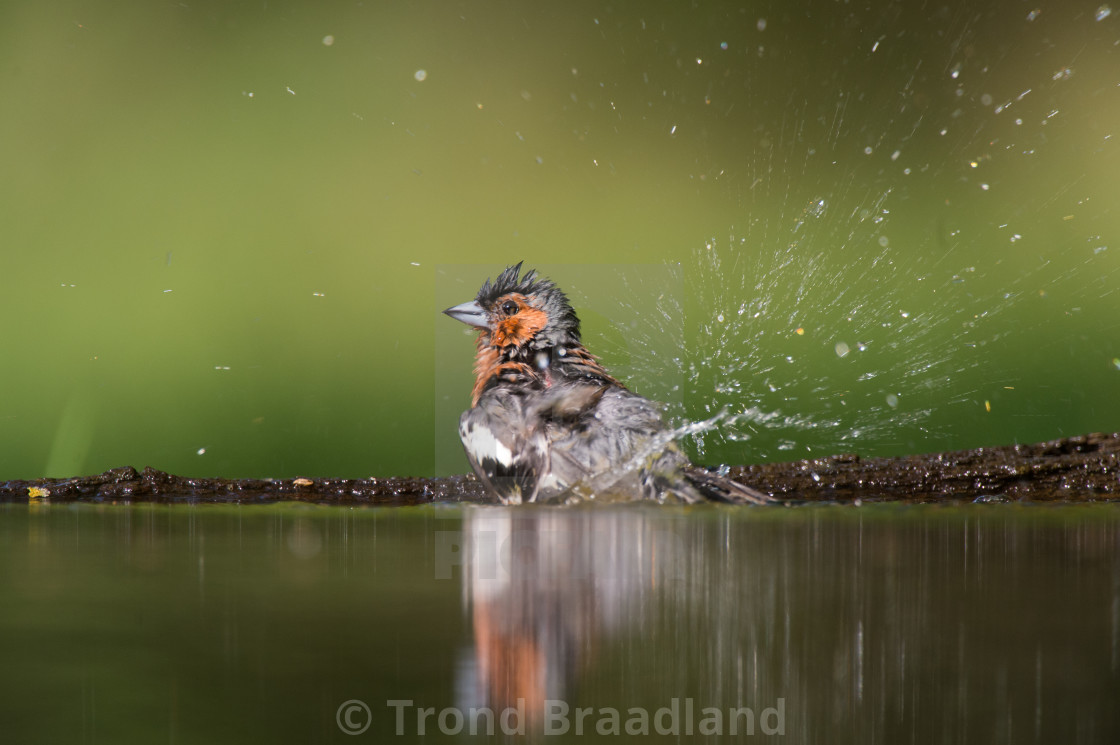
[443,262,581,352]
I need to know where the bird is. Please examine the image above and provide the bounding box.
[442,262,772,506]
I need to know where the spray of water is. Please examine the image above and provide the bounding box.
[590,205,1030,464]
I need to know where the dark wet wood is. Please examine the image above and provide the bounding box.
[2,433,1117,505]
[1,467,491,506]
[723,432,1120,503]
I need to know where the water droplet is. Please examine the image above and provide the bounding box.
[1026,8,1041,21]
[1096,5,1112,21]
[322,35,335,46]
[886,394,899,409]
[756,18,767,31]
[878,235,889,247]
[720,41,728,50]
[414,69,428,82]
[835,341,850,358]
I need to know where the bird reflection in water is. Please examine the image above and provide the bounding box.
[454,506,688,728]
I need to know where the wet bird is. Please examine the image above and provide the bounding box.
[443,262,771,505]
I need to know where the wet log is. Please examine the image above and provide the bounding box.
[1,433,1117,505]
[724,432,1119,503]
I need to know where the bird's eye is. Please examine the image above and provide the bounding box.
[501,300,518,316]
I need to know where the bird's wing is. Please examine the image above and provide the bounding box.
[549,388,775,504]
[538,386,665,498]
[524,384,612,498]
[459,389,548,504]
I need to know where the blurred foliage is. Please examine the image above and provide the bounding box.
[1,1,1117,478]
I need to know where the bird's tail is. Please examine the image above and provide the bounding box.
[680,466,773,505]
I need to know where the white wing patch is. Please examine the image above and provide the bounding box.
[461,420,515,467]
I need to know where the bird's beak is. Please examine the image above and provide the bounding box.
[443,300,489,329]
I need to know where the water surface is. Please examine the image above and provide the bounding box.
[2,502,1117,743]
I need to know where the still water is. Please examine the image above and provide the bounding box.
[2,502,1117,744]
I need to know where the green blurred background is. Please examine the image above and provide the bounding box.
[2,0,1117,480]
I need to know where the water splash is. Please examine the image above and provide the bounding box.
[690,226,1027,461]
[587,198,1033,464]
